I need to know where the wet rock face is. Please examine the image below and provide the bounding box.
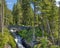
[4,44,12,48]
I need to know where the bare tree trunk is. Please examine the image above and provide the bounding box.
[1,0,4,35]
[0,0,2,32]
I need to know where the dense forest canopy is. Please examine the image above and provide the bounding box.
[0,0,60,48]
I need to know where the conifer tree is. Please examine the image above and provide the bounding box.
[22,0,34,26]
[12,1,23,25]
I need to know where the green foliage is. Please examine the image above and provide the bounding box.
[12,0,34,26]
[35,28,42,37]
[12,2,23,25]
[34,37,59,48]
[34,44,41,48]
[0,28,16,48]
[18,29,33,42]
[40,37,48,48]
[50,45,58,48]
[4,0,13,26]
[0,0,59,48]
[53,31,58,39]
[34,37,49,48]
[22,0,34,26]
[18,30,28,38]
[0,3,1,7]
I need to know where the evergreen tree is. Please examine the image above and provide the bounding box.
[4,0,13,26]
[22,0,34,26]
[12,1,23,25]
[39,0,58,44]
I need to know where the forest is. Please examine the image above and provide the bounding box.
[0,0,60,48]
